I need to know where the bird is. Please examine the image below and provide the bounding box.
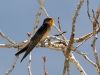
[15,18,55,62]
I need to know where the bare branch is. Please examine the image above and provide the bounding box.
[28,52,32,75]
[33,0,46,34]
[91,6,100,75]
[74,27,100,43]
[0,30,15,44]
[5,54,19,75]
[63,57,71,75]
[66,0,84,57]
[0,40,29,48]
[69,53,87,75]
[65,1,85,75]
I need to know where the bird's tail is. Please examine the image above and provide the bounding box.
[20,53,28,63]
[15,44,29,56]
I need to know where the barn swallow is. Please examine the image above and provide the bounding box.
[15,18,55,62]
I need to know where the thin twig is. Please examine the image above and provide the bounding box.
[42,56,48,75]
[87,0,92,23]
[58,17,62,31]
[27,32,32,75]
[57,17,65,40]
[54,31,66,36]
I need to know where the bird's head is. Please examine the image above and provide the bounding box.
[43,18,55,26]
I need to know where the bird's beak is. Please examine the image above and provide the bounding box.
[51,18,55,26]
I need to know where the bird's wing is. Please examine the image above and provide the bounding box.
[20,24,49,62]
[15,43,29,56]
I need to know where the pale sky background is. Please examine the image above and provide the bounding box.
[0,0,100,75]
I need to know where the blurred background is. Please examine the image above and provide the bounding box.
[0,0,100,75]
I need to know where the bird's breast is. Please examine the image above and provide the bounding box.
[40,26,51,41]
